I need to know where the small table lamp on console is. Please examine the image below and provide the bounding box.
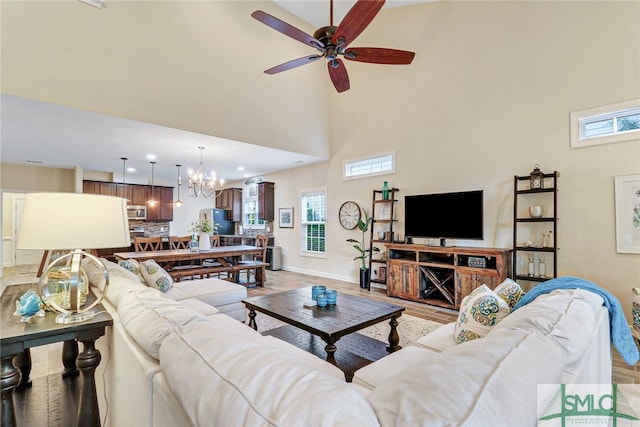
[17,193,130,323]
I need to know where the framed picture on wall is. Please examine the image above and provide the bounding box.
[614,174,640,254]
[279,207,294,228]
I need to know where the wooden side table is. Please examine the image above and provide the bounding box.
[0,284,112,427]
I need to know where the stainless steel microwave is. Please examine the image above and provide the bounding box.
[127,205,146,220]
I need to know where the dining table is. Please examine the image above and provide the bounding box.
[113,245,267,286]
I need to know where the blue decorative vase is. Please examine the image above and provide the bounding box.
[325,290,337,306]
[189,235,199,252]
[312,285,326,301]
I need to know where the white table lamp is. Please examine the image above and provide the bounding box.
[17,193,130,323]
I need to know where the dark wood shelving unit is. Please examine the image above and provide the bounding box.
[512,171,559,287]
[368,188,399,289]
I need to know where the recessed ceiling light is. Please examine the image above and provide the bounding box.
[237,166,245,171]
[127,167,136,173]
[146,154,156,161]
[244,174,250,178]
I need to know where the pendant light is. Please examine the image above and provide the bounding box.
[121,157,128,183]
[147,161,158,207]
[120,157,132,203]
[174,164,183,208]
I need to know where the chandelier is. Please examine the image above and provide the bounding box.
[187,146,224,198]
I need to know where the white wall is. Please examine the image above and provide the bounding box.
[266,1,640,321]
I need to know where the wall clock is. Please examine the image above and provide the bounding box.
[339,201,361,230]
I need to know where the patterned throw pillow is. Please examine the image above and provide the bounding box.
[454,284,510,344]
[633,288,640,336]
[493,278,525,310]
[118,259,145,283]
[139,259,173,293]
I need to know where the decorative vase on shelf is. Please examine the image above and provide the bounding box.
[199,232,211,250]
[382,181,389,200]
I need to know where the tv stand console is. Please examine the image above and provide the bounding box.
[386,244,511,310]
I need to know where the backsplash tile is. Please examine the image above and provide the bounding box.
[129,220,170,238]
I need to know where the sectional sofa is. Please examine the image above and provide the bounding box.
[86,259,616,426]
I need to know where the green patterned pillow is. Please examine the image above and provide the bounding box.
[493,278,525,310]
[454,284,510,344]
[139,259,173,293]
[118,259,145,283]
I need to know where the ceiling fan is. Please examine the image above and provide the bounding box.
[251,0,415,93]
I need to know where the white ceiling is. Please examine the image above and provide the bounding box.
[273,0,429,29]
[1,94,322,184]
[1,1,429,183]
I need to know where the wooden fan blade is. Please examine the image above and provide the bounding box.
[251,10,324,50]
[327,58,350,93]
[344,47,415,64]
[264,55,323,75]
[332,0,385,48]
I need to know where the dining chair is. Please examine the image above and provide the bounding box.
[238,234,269,286]
[168,235,204,280]
[202,234,226,278]
[169,235,192,250]
[134,236,163,252]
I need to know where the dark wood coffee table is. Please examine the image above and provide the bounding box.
[243,287,404,378]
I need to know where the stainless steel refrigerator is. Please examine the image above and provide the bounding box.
[200,209,235,235]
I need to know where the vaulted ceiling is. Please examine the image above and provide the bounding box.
[1,1,429,182]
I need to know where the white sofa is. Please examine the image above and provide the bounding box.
[353,288,612,426]
[88,260,613,427]
[89,260,378,426]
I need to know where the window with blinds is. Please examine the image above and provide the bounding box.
[301,189,326,254]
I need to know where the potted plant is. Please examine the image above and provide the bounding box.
[346,208,379,289]
[188,220,218,250]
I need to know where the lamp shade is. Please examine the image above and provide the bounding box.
[17,193,130,250]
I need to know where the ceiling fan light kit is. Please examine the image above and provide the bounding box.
[252,0,415,93]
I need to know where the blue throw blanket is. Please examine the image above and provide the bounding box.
[513,276,639,366]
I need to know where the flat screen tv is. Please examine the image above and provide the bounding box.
[405,190,483,246]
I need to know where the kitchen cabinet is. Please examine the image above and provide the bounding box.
[83,181,118,196]
[83,180,172,221]
[217,188,242,222]
[129,185,148,205]
[146,187,173,221]
[258,182,275,221]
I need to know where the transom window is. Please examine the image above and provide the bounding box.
[300,189,326,255]
[571,99,640,148]
[344,152,395,180]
